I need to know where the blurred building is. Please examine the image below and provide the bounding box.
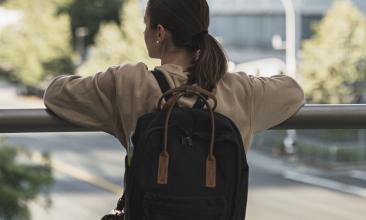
[207,0,366,63]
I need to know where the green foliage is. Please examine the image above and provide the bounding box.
[0,0,75,86]
[52,0,73,7]
[299,0,366,103]
[0,141,53,220]
[78,0,157,74]
[56,0,123,48]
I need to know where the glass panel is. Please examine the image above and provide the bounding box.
[211,14,285,49]
[302,14,323,40]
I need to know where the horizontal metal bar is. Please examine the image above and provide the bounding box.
[0,105,365,133]
[272,104,366,129]
[0,109,90,133]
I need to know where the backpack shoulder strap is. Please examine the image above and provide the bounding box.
[151,69,172,101]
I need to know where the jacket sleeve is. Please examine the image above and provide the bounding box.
[248,74,305,133]
[43,66,118,136]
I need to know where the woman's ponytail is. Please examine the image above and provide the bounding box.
[148,0,227,90]
[188,33,228,90]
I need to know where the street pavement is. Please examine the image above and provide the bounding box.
[247,151,366,220]
[1,80,366,220]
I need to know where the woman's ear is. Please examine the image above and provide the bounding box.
[156,24,167,43]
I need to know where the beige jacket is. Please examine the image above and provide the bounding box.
[44,62,305,153]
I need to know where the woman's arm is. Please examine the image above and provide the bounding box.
[43,66,118,136]
[248,74,305,133]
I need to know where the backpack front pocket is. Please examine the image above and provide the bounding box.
[143,193,227,220]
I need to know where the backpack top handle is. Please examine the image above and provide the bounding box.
[157,86,217,188]
[157,85,217,111]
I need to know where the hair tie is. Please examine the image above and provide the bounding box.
[201,30,208,35]
[195,30,208,37]
[194,30,208,40]
[187,30,209,50]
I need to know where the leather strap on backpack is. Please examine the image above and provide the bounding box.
[152,69,212,109]
[156,85,218,188]
[157,85,217,111]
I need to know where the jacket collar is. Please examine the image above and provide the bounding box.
[157,64,189,78]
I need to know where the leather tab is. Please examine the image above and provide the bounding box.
[157,152,169,184]
[205,156,216,188]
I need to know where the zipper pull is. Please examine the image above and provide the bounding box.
[182,136,193,147]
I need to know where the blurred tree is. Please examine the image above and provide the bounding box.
[299,0,366,103]
[55,0,123,49]
[0,0,75,86]
[0,141,53,220]
[78,0,157,74]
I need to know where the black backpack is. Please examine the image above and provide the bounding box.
[102,69,249,220]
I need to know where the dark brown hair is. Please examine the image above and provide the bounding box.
[147,0,227,90]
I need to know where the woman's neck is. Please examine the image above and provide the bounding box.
[160,47,195,72]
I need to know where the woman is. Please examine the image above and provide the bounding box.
[44,0,304,154]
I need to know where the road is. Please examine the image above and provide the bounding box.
[1,80,366,220]
[1,132,124,219]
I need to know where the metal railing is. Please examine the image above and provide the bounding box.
[0,104,366,133]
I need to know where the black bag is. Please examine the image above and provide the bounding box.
[102,69,249,220]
